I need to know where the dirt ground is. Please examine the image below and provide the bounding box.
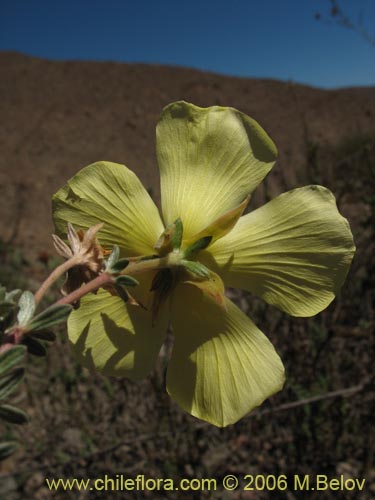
[0,52,374,499]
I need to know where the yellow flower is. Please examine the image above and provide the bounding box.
[52,101,355,427]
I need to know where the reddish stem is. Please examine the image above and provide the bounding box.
[56,272,113,306]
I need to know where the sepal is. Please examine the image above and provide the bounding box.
[105,245,129,273]
[182,269,226,308]
[180,260,211,279]
[184,236,212,259]
[154,218,183,255]
[185,195,250,247]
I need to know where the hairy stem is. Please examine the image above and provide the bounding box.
[1,254,178,350]
[34,256,80,305]
[56,272,114,306]
[55,254,178,306]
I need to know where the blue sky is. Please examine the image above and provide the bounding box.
[0,0,374,88]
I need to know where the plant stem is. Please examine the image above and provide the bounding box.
[55,255,176,306]
[56,272,114,306]
[34,256,80,305]
[1,254,177,350]
[122,254,176,276]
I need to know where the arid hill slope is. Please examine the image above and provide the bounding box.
[0,51,374,257]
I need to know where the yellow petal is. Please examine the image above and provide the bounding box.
[67,272,168,380]
[53,161,164,257]
[184,195,250,249]
[167,284,285,427]
[202,186,355,316]
[157,101,277,240]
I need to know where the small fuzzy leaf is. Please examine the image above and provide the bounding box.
[113,285,144,308]
[0,286,6,301]
[0,367,25,400]
[17,291,35,326]
[0,346,27,377]
[180,260,211,279]
[0,404,29,424]
[26,304,72,332]
[113,284,129,303]
[5,289,22,303]
[110,258,129,273]
[184,236,212,259]
[0,441,19,461]
[115,275,139,287]
[106,245,120,270]
[170,218,183,249]
[23,337,47,357]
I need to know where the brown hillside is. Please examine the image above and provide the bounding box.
[0,51,374,257]
[1,52,374,498]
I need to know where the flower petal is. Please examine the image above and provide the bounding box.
[202,186,355,317]
[53,161,164,257]
[67,272,168,380]
[167,284,285,427]
[184,195,250,248]
[157,101,277,240]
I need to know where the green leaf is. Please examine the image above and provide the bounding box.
[171,218,183,249]
[26,304,72,332]
[0,441,19,461]
[110,258,129,273]
[17,291,35,326]
[23,337,47,357]
[154,218,184,254]
[184,236,212,259]
[5,289,22,303]
[106,245,120,270]
[0,286,5,301]
[115,275,139,287]
[0,346,27,377]
[180,260,210,279]
[29,330,56,342]
[0,367,25,400]
[113,284,129,303]
[0,404,29,424]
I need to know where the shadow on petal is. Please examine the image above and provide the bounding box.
[67,287,168,380]
[167,284,285,427]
